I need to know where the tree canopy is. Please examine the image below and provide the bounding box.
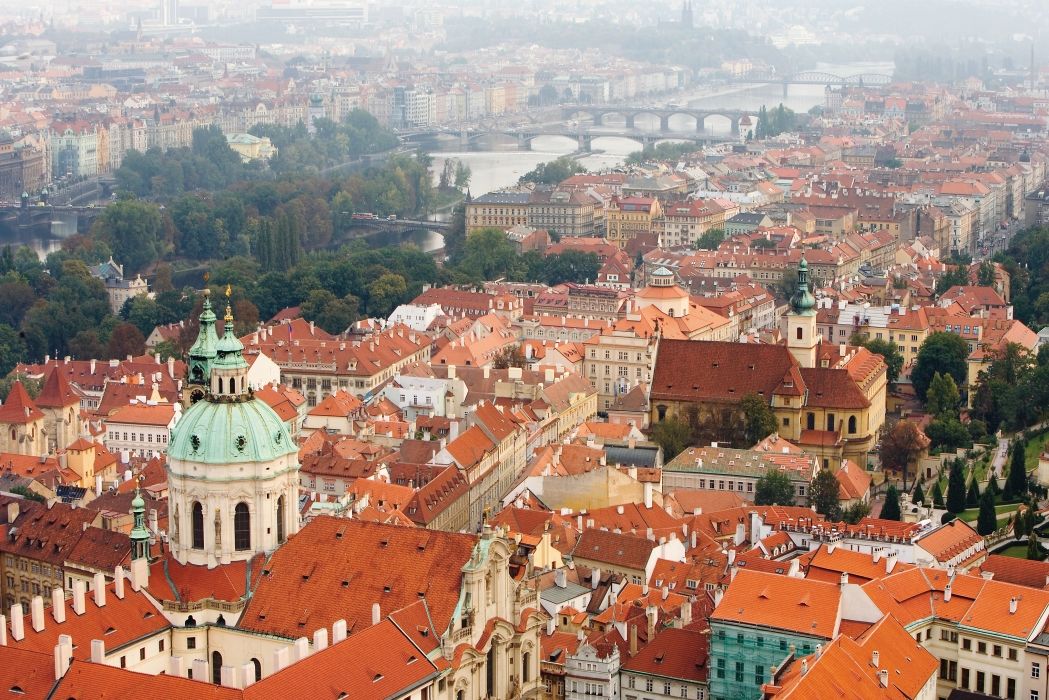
[809,468,841,521]
[912,332,969,402]
[518,156,585,185]
[852,336,904,384]
[754,468,795,506]
[881,484,902,521]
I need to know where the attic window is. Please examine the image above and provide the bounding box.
[407,655,417,664]
[10,687,23,695]
[380,539,389,548]
[104,626,116,635]
[383,585,392,593]
[341,580,349,588]
[373,674,384,683]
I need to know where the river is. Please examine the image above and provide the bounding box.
[429,61,894,196]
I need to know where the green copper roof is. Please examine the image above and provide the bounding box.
[214,304,249,370]
[168,396,296,465]
[188,290,219,360]
[791,257,816,316]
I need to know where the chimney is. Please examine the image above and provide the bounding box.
[6,501,18,524]
[192,658,208,681]
[681,601,692,626]
[9,604,23,641]
[90,359,96,374]
[0,615,5,646]
[72,580,86,615]
[646,605,657,640]
[871,650,880,668]
[113,567,125,599]
[1010,597,1018,614]
[272,647,289,673]
[333,619,348,643]
[91,639,105,663]
[131,555,149,591]
[483,366,490,379]
[661,585,669,601]
[93,573,106,607]
[591,568,601,589]
[221,666,237,689]
[168,656,184,678]
[644,482,653,509]
[878,669,889,687]
[30,596,44,632]
[943,583,952,603]
[293,637,309,662]
[840,572,848,589]
[801,659,808,674]
[51,588,65,623]
[727,549,736,566]
[555,568,567,588]
[629,624,638,656]
[313,627,328,652]
[54,637,73,680]
[546,616,555,636]
[167,356,175,378]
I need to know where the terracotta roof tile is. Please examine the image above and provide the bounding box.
[240,517,476,640]
[0,381,44,424]
[712,569,840,639]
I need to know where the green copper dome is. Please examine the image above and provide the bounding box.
[213,304,249,370]
[168,396,296,465]
[790,257,817,316]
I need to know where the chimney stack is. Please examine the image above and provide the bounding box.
[30,596,44,632]
[91,639,105,663]
[9,604,24,641]
[313,628,328,652]
[113,567,125,599]
[1010,597,1018,614]
[872,650,880,667]
[840,572,848,589]
[93,573,106,607]
[51,588,65,623]
[372,603,381,626]
[333,619,348,643]
[0,614,6,646]
[72,581,86,616]
[878,669,889,687]
[629,624,638,656]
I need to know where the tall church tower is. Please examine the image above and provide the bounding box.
[786,258,819,369]
[167,289,300,568]
[183,289,219,407]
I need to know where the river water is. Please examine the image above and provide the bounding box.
[430,61,894,196]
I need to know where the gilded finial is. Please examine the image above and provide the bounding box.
[225,283,232,299]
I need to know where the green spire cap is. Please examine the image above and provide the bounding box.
[791,257,816,316]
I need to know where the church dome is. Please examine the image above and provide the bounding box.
[168,396,295,466]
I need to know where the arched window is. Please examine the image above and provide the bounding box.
[251,658,262,682]
[234,503,250,551]
[212,651,223,685]
[276,496,286,544]
[522,651,531,683]
[848,416,857,434]
[191,502,204,549]
[796,326,803,340]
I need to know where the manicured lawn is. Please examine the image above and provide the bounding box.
[1025,429,1049,470]
[996,544,1030,558]
[957,503,1019,531]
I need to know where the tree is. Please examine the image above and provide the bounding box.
[740,393,777,446]
[946,459,967,514]
[454,228,520,282]
[925,417,972,452]
[89,199,169,274]
[366,273,408,318]
[650,416,692,461]
[0,323,27,376]
[987,471,1000,496]
[519,156,584,186]
[300,290,359,335]
[966,478,980,508]
[842,501,871,524]
[976,487,998,536]
[932,480,945,508]
[881,484,902,521]
[0,374,41,401]
[107,323,145,359]
[695,228,726,251]
[809,468,841,521]
[1006,438,1028,500]
[492,345,526,370]
[912,332,969,402]
[454,161,471,190]
[879,421,926,490]
[853,337,904,384]
[1028,533,1041,561]
[925,372,961,418]
[912,482,925,506]
[754,468,795,506]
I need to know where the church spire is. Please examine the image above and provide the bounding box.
[185,288,220,404]
[130,487,150,561]
[790,258,816,316]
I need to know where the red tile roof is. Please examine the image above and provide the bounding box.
[621,627,708,682]
[0,381,44,424]
[978,554,1049,590]
[240,517,476,640]
[35,368,80,409]
[572,530,658,572]
[53,661,241,699]
[712,569,841,639]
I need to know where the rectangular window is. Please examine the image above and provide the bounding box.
[963,638,971,651]
[978,641,987,655]
[992,674,1000,697]
[962,668,970,689]
[1009,648,1018,661]
[1033,662,1041,679]
[716,658,725,679]
[735,661,744,682]
[993,644,1002,657]
[140,647,146,661]
[187,637,196,650]
[755,664,764,684]
[976,670,985,693]
[1008,678,1016,700]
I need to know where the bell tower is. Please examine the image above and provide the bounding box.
[787,258,819,369]
[183,289,219,406]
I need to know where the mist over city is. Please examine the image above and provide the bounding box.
[0,2,1048,699]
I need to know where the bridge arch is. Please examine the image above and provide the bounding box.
[700,113,739,135]
[665,112,701,132]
